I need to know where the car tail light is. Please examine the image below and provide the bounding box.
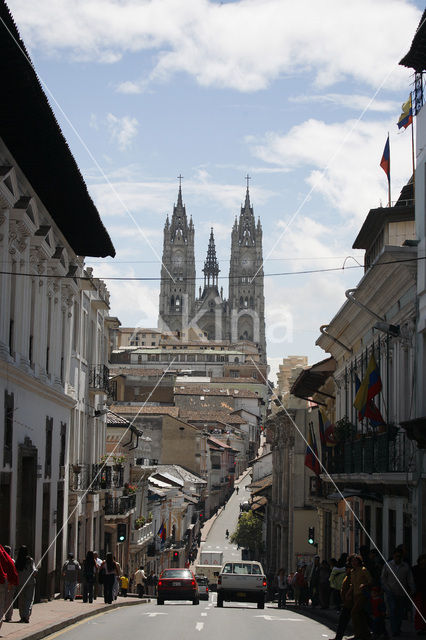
[158,580,163,587]
[191,580,196,587]
[206,587,209,593]
[263,579,267,587]
[218,576,222,585]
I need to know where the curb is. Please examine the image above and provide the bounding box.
[14,598,151,640]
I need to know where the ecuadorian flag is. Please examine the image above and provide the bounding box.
[397,95,413,130]
[354,355,382,420]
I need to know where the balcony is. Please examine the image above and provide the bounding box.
[105,493,136,516]
[130,521,154,547]
[324,430,411,475]
[70,463,124,491]
[89,364,110,394]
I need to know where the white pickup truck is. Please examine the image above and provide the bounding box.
[216,561,267,609]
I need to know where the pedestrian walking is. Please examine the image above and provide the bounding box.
[349,553,372,640]
[101,553,119,604]
[81,551,97,603]
[307,555,320,606]
[0,544,18,631]
[120,574,129,597]
[292,565,308,607]
[381,548,415,637]
[277,568,287,608]
[134,566,146,598]
[15,545,37,623]
[319,560,331,609]
[62,553,80,601]
[413,554,426,636]
[93,552,103,599]
[2,545,16,623]
[331,562,353,640]
[370,585,387,639]
[112,557,121,600]
[329,557,347,610]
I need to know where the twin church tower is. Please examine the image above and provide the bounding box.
[158,180,266,362]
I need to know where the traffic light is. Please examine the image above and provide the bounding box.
[308,527,315,545]
[117,523,127,542]
[173,551,179,563]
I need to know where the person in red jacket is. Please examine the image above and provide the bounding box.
[0,544,19,631]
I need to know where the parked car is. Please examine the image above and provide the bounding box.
[157,568,199,605]
[195,575,209,600]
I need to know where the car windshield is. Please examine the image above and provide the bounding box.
[222,563,262,575]
[161,570,192,579]
[196,577,208,585]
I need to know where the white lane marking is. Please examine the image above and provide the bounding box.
[255,615,306,621]
[144,612,168,617]
[201,612,207,617]
[196,622,204,631]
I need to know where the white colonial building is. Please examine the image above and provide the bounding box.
[0,3,114,598]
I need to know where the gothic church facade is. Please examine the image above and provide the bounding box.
[158,185,266,362]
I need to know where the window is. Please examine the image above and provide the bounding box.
[4,391,14,466]
[59,422,66,469]
[45,417,53,478]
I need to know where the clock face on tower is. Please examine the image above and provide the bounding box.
[241,255,253,268]
[172,253,184,267]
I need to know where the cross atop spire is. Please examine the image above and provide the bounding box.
[177,174,184,188]
[245,173,251,189]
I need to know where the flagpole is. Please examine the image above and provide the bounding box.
[388,131,391,207]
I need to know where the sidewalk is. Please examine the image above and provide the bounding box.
[278,602,417,640]
[0,595,150,640]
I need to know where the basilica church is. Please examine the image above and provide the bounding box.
[158,183,267,362]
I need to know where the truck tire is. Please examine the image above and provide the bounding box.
[157,598,164,605]
[257,600,265,609]
[193,598,199,605]
[217,595,224,608]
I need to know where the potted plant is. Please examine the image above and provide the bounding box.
[135,516,145,529]
[334,416,356,443]
[147,512,153,523]
[112,455,125,470]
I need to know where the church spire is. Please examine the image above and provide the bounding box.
[169,177,188,242]
[238,175,256,246]
[203,227,220,289]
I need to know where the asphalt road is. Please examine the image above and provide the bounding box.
[44,597,335,640]
[201,471,252,563]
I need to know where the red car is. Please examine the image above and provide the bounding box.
[157,568,199,605]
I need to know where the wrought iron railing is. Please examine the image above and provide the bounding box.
[89,364,110,393]
[104,493,136,515]
[70,463,124,491]
[324,429,411,475]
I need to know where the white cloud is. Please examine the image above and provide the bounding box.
[106,113,139,151]
[249,117,413,224]
[8,0,420,93]
[86,262,160,327]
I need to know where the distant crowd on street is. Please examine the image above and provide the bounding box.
[62,552,158,604]
[273,545,426,639]
[0,542,160,631]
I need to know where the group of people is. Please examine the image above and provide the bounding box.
[275,547,426,639]
[0,543,37,627]
[62,553,159,604]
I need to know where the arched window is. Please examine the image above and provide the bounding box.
[250,296,254,308]
[239,296,244,307]
[175,295,180,308]
[244,297,248,307]
[170,295,174,309]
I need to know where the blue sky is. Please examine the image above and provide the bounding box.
[6,0,424,380]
